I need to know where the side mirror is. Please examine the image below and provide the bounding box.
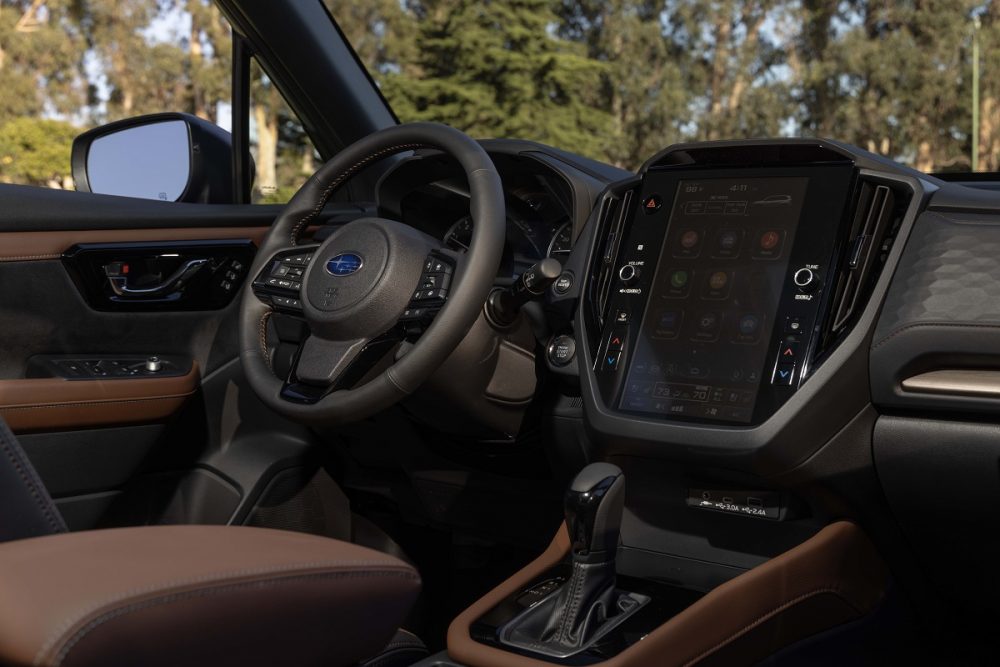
[72,112,241,204]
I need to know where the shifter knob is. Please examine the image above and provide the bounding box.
[564,463,625,563]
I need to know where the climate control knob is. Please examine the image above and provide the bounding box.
[619,264,640,286]
[793,267,818,292]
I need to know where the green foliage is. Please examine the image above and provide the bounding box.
[0,117,78,186]
[0,0,997,190]
[381,0,611,158]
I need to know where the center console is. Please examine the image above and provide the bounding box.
[594,164,854,426]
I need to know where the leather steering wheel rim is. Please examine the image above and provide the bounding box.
[238,122,505,425]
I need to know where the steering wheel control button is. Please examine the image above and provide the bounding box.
[553,272,574,295]
[547,336,577,367]
[793,267,818,292]
[424,257,453,274]
[773,363,795,386]
[401,307,428,321]
[619,264,640,286]
[642,194,662,214]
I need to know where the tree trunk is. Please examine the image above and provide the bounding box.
[253,103,278,197]
[189,1,209,120]
[706,3,733,141]
[980,95,1000,171]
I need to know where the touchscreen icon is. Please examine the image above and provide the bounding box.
[702,270,732,300]
[753,230,785,260]
[653,310,682,339]
[673,229,702,258]
[734,313,763,343]
[664,269,691,298]
[692,311,723,342]
[713,228,743,258]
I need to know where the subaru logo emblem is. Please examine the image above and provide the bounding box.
[325,253,363,276]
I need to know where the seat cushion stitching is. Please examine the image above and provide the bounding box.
[0,424,64,533]
[48,568,419,667]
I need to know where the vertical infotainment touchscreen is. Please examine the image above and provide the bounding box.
[619,176,809,423]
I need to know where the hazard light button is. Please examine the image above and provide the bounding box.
[642,194,662,214]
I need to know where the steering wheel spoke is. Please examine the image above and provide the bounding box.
[281,332,405,404]
[250,244,320,314]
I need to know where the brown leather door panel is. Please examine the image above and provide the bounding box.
[0,365,200,433]
[0,227,268,262]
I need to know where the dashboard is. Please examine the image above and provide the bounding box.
[373,134,1000,628]
[376,148,590,281]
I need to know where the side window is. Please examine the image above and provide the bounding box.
[0,1,232,192]
[250,59,319,204]
[0,2,318,203]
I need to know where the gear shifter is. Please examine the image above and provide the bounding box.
[503,463,646,658]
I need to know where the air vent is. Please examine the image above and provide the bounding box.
[823,180,907,344]
[592,189,633,327]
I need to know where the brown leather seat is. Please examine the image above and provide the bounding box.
[0,525,421,667]
[0,416,421,667]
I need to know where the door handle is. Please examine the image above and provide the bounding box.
[105,258,208,297]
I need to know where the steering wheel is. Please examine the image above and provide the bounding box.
[239,123,505,424]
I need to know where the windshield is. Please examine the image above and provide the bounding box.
[331,1,994,174]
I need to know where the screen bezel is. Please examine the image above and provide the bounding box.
[614,163,857,426]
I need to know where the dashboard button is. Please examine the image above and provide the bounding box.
[607,330,626,351]
[793,267,818,292]
[603,351,621,370]
[778,342,799,360]
[784,317,803,335]
[547,336,576,367]
[642,194,662,213]
[773,363,795,385]
[554,272,573,294]
[615,310,630,324]
[619,264,640,286]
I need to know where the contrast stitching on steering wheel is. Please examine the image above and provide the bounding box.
[289,143,430,245]
[259,309,273,372]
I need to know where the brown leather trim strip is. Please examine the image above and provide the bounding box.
[0,228,267,262]
[447,520,887,667]
[0,364,200,433]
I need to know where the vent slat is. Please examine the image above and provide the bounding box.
[826,182,901,339]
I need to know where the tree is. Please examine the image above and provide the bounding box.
[556,0,693,169]
[0,116,78,187]
[382,0,611,160]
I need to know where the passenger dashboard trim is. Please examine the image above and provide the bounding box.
[901,369,1000,398]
